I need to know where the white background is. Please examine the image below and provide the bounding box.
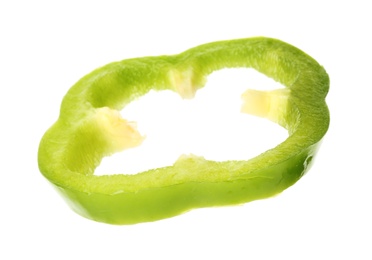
[1,0,371,259]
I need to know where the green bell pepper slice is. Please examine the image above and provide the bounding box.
[38,37,329,225]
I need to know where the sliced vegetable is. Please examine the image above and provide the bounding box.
[38,37,329,224]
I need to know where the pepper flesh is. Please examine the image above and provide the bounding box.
[38,37,329,224]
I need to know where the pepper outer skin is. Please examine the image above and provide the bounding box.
[38,37,329,225]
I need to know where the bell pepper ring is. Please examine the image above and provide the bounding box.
[38,37,329,225]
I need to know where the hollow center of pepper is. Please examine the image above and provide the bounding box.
[94,68,288,176]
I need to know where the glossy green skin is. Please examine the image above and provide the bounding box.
[38,37,329,224]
